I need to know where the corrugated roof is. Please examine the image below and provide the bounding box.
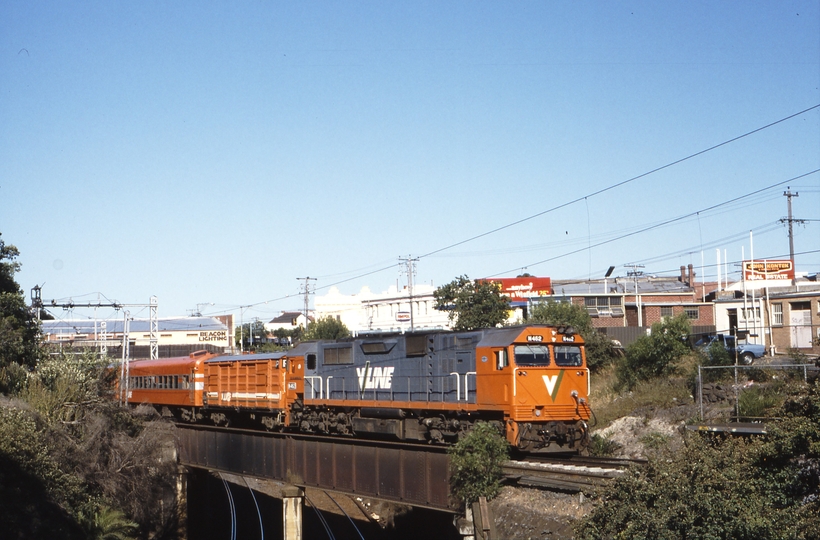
[41,316,227,335]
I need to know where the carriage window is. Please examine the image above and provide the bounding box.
[555,346,583,366]
[514,345,551,366]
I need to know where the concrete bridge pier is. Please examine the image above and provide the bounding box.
[282,485,304,540]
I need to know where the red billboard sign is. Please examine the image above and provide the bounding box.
[485,277,552,301]
[743,260,794,281]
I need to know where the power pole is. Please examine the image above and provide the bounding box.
[297,277,317,332]
[149,296,158,360]
[781,188,804,285]
[399,256,418,331]
[626,263,645,327]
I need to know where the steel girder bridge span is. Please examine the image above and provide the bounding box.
[176,425,454,539]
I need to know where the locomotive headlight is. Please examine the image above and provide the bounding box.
[534,409,542,417]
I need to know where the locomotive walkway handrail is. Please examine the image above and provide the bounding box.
[464,372,476,402]
[304,376,323,399]
[304,374,477,403]
[449,372,460,401]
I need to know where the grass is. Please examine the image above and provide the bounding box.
[590,364,693,430]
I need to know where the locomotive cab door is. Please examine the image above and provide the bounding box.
[475,346,513,408]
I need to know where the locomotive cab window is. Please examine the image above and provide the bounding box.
[554,345,583,366]
[306,353,317,370]
[495,349,508,370]
[514,344,550,366]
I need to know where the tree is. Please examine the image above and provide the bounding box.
[448,422,509,505]
[527,300,617,370]
[433,276,511,331]
[302,316,350,341]
[234,320,268,350]
[616,313,691,390]
[0,233,41,374]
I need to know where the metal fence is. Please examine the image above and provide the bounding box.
[696,363,817,421]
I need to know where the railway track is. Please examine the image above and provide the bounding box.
[502,456,642,493]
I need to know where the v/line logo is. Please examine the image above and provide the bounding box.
[357,366,395,390]
[542,371,564,401]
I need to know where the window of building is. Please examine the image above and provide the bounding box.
[585,296,624,317]
[742,307,761,320]
[660,306,674,318]
[685,308,699,320]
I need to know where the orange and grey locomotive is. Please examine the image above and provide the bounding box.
[294,325,590,453]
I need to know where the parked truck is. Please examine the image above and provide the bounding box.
[696,334,766,364]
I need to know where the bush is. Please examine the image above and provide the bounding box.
[616,314,691,390]
[588,433,622,456]
[575,381,820,539]
[448,422,509,505]
[737,386,780,419]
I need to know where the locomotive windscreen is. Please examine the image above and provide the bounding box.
[554,345,583,366]
[514,344,551,366]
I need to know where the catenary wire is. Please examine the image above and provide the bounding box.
[487,169,820,277]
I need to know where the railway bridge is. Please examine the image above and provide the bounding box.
[176,424,458,539]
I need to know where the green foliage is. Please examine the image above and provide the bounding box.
[234,320,268,348]
[303,316,351,340]
[639,432,670,450]
[448,422,510,505]
[81,506,139,540]
[0,405,92,538]
[22,351,109,425]
[0,234,41,372]
[527,300,617,370]
[588,433,622,457]
[694,341,735,385]
[737,386,780,419]
[576,381,820,539]
[434,275,511,331]
[616,314,691,390]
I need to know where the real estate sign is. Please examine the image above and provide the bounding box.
[743,259,794,281]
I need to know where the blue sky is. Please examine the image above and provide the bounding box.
[2,1,819,322]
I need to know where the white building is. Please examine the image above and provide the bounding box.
[314,285,452,334]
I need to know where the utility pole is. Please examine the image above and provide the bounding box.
[149,296,158,360]
[626,264,645,327]
[297,277,317,333]
[781,188,804,285]
[119,310,132,406]
[399,256,418,331]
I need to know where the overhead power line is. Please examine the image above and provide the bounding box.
[419,103,820,259]
[317,105,820,295]
[488,169,820,277]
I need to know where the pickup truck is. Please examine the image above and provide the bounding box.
[695,334,766,364]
